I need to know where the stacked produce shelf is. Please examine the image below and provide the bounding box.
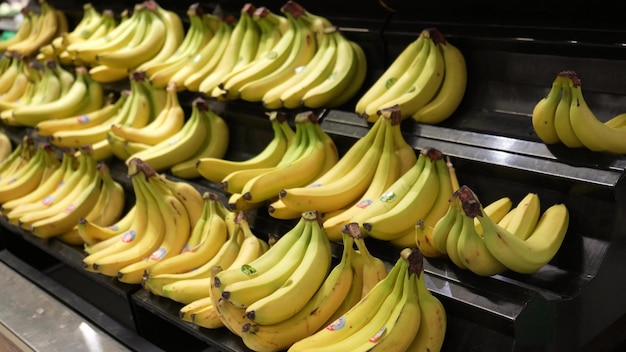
[0,0,625,351]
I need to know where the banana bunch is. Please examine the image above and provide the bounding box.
[66,0,184,83]
[113,96,228,179]
[0,147,125,242]
[138,3,222,89]
[0,8,37,52]
[196,110,293,192]
[38,4,118,66]
[216,111,336,211]
[430,185,570,275]
[0,138,59,205]
[205,211,332,337]
[0,129,12,161]
[356,27,467,124]
[203,1,365,109]
[0,0,68,58]
[82,158,204,284]
[289,247,446,352]
[231,222,384,339]
[532,70,626,154]
[3,65,104,127]
[274,105,416,226]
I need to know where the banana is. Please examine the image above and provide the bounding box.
[209,265,249,337]
[0,143,51,204]
[10,66,93,127]
[198,5,255,94]
[69,4,144,64]
[412,35,467,124]
[239,112,329,204]
[355,32,425,119]
[0,53,21,95]
[365,251,421,352]
[300,32,364,109]
[117,166,192,284]
[455,194,507,276]
[129,2,185,74]
[142,216,241,297]
[413,154,456,256]
[148,172,204,226]
[29,158,102,239]
[530,74,563,144]
[244,211,332,325]
[365,29,445,122]
[1,152,73,214]
[8,0,60,57]
[169,103,229,179]
[465,185,570,274]
[288,255,406,351]
[179,296,215,324]
[95,4,166,69]
[504,192,541,240]
[339,223,387,301]
[143,192,228,278]
[567,71,626,154]
[474,195,514,235]
[196,111,291,184]
[262,24,336,109]
[405,248,447,351]
[239,231,355,352]
[109,83,184,146]
[553,71,584,148]
[0,130,12,162]
[125,96,210,172]
[217,10,295,101]
[162,212,267,305]
[10,150,96,229]
[88,64,129,83]
[220,219,313,309]
[359,149,442,241]
[212,216,308,303]
[182,20,233,92]
[278,113,388,214]
[321,118,402,241]
[36,92,127,137]
[0,9,35,52]
[89,169,165,277]
[237,7,317,103]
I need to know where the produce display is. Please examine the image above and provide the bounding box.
[532,70,626,154]
[0,0,620,351]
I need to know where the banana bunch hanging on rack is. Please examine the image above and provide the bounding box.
[1,0,68,57]
[37,4,119,66]
[531,70,626,154]
[429,185,570,275]
[356,27,467,124]
[66,0,184,83]
[82,158,205,283]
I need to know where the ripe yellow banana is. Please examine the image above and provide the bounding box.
[567,71,626,154]
[466,185,570,274]
[505,192,541,240]
[531,74,563,144]
[553,71,584,148]
[196,111,291,184]
[183,20,233,92]
[239,230,355,352]
[412,37,467,125]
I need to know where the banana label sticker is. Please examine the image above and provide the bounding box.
[6,177,17,184]
[369,326,386,342]
[182,242,203,253]
[308,182,323,188]
[107,225,119,230]
[150,247,166,261]
[356,198,373,209]
[41,195,55,205]
[385,77,397,89]
[326,316,346,331]
[241,264,257,275]
[77,114,90,124]
[379,191,397,203]
[64,204,77,214]
[122,229,136,243]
